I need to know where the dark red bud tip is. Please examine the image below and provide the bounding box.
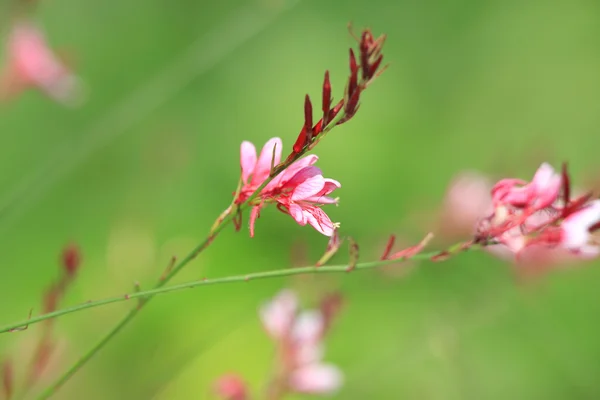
[304,94,313,135]
[348,49,359,97]
[322,70,332,125]
[62,243,81,277]
[561,162,570,204]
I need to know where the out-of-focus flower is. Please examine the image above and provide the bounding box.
[0,21,82,105]
[214,374,248,400]
[491,162,561,210]
[260,289,343,396]
[236,138,340,237]
[476,163,600,264]
[439,171,494,238]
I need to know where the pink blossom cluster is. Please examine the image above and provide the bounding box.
[473,163,600,262]
[237,138,340,237]
[259,290,343,396]
[214,290,343,400]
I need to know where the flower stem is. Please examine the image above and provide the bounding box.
[1,243,480,336]
[33,210,236,399]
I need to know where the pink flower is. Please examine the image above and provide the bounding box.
[0,21,82,105]
[491,163,561,210]
[260,290,343,396]
[214,374,248,400]
[476,163,600,266]
[237,138,340,237]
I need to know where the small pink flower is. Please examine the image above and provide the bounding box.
[492,163,561,210]
[237,138,340,237]
[214,374,248,400]
[0,21,82,105]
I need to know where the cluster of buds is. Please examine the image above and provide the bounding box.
[2,244,81,397]
[291,27,386,157]
[0,20,82,105]
[475,163,600,262]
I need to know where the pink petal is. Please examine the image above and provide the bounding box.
[304,206,335,236]
[283,166,322,189]
[288,203,307,226]
[249,205,261,237]
[562,200,600,250]
[289,364,343,394]
[304,179,341,204]
[531,163,561,208]
[267,155,319,190]
[303,195,338,205]
[291,176,326,201]
[251,137,282,186]
[259,289,298,339]
[240,141,257,183]
[292,310,324,344]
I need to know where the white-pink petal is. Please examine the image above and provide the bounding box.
[259,289,298,339]
[240,141,257,183]
[562,200,600,251]
[268,155,319,190]
[292,310,324,344]
[291,176,326,201]
[305,207,335,236]
[289,363,343,394]
[289,204,307,225]
[251,137,282,186]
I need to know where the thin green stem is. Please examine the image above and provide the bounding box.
[34,214,235,399]
[1,243,480,335]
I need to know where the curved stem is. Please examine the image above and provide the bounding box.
[34,215,233,399]
[1,243,480,335]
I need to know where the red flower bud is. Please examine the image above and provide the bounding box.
[61,243,81,278]
[322,70,332,126]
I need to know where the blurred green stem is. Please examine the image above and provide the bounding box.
[1,243,479,335]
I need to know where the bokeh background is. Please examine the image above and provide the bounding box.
[2,0,600,398]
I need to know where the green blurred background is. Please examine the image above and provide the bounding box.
[2,0,600,398]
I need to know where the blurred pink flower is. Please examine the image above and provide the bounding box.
[214,374,248,400]
[491,163,561,210]
[260,290,343,396]
[0,21,82,105]
[477,163,600,265]
[439,171,493,238]
[237,138,340,237]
